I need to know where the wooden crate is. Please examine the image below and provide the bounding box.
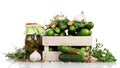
[42,36,92,61]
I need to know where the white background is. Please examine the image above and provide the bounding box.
[0,0,120,63]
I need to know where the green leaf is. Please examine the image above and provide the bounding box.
[88,39,117,62]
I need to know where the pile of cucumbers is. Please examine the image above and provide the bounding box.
[45,14,94,62]
[45,15,94,36]
[58,46,86,62]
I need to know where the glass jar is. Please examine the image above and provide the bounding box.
[25,34,43,59]
[24,23,45,59]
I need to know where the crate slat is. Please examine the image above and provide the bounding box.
[43,51,61,61]
[42,36,92,46]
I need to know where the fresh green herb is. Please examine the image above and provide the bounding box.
[5,47,27,60]
[88,39,117,62]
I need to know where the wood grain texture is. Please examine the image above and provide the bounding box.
[42,36,92,46]
[42,36,92,61]
[43,51,61,61]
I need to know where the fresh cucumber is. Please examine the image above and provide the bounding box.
[59,53,86,62]
[58,46,84,54]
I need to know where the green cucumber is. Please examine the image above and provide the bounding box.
[58,46,84,54]
[59,53,86,62]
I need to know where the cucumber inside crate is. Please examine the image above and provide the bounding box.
[42,36,92,61]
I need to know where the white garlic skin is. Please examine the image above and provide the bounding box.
[30,51,41,62]
[73,15,84,22]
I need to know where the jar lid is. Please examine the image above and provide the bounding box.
[24,23,45,35]
[26,23,37,25]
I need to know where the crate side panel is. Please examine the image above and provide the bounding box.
[43,51,61,61]
[42,36,92,46]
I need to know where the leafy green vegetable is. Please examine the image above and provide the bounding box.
[88,39,117,62]
[5,47,27,60]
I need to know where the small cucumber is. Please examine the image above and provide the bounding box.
[59,53,86,62]
[58,46,84,54]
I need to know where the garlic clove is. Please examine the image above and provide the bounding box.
[89,56,97,62]
[73,15,85,22]
[30,50,41,62]
[73,11,86,22]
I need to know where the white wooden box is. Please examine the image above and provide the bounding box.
[42,36,92,61]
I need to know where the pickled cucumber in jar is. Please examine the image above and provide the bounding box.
[24,23,45,59]
[25,34,43,58]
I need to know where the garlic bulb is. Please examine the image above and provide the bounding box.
[30,50,41,62]
[73,11,86,22]
[73,15,82,22]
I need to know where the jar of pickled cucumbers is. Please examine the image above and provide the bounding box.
[24,23,45,59]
